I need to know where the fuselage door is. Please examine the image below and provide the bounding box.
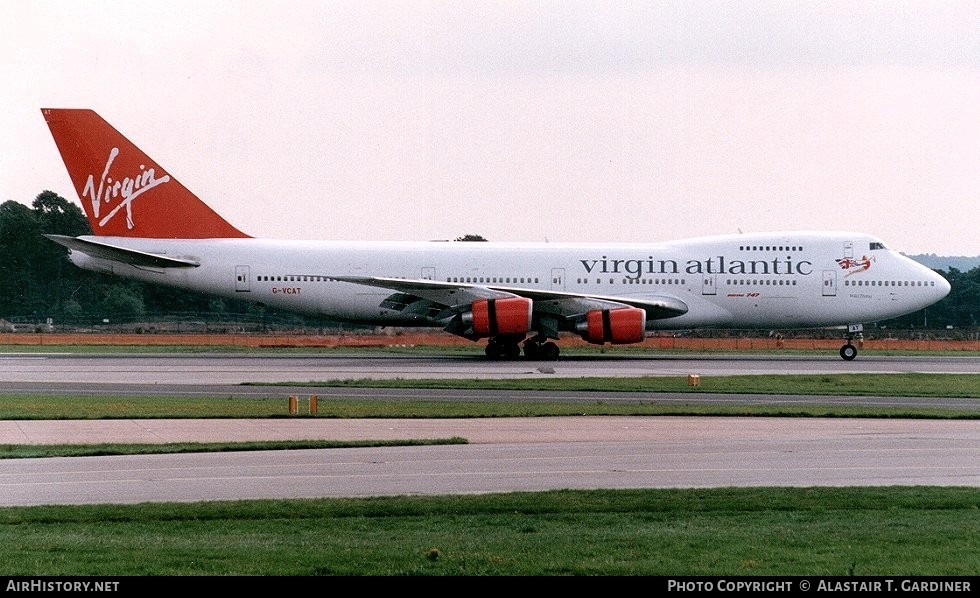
[235,265,250,292]
[421,267,435,280]
[702,274,717,295]
[551,268,565,291]
[822,270,837,297]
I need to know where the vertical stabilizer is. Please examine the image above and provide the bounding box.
[41,108,249,239]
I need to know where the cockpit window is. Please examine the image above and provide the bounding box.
[869,242,887,250]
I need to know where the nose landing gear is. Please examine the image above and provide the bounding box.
[840,324,864,361]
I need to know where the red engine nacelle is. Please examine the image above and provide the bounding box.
[579,307,646,345]
[471,297,533,337]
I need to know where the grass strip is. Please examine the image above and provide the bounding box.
[0,487,976,576]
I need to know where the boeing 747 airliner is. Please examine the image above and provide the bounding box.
[41,108,950,360]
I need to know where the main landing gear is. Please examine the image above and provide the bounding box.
[484,335,560,360]
[484,337,522,359]
[522,336,560,360]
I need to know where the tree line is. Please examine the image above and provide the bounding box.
[1,191,977,337]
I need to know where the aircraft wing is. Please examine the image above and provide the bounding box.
[45,235,201,268]
[329,275,688,321]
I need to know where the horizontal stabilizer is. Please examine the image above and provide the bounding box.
[44,235,200,268]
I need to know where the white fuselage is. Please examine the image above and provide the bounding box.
[67,231,950,332]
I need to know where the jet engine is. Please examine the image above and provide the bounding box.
[577,307,646,344]
[470,297,533,337]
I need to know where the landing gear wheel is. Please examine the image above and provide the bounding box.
[521,338,560,360]
[840,343,857,361]
[485,339,521,359]
[540,341,560,360]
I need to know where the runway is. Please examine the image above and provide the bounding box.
[1,351,977,384]
[0,352,977,506]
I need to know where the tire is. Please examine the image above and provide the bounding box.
[540,341,560,360]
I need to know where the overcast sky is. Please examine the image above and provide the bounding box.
[3,1,978,255]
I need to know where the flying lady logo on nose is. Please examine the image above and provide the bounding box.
[836,255,874,276]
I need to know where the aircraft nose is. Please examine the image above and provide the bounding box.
[935,272,951,300]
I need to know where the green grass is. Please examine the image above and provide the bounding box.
[0,487,976,576]
[0,437,467,459]
[0,395,973,421]
[276,372,980,397]
[2,375,977,422]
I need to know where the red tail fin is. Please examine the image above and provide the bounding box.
[42,109,249,239]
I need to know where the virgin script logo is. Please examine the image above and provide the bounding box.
[80,147,171,230]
